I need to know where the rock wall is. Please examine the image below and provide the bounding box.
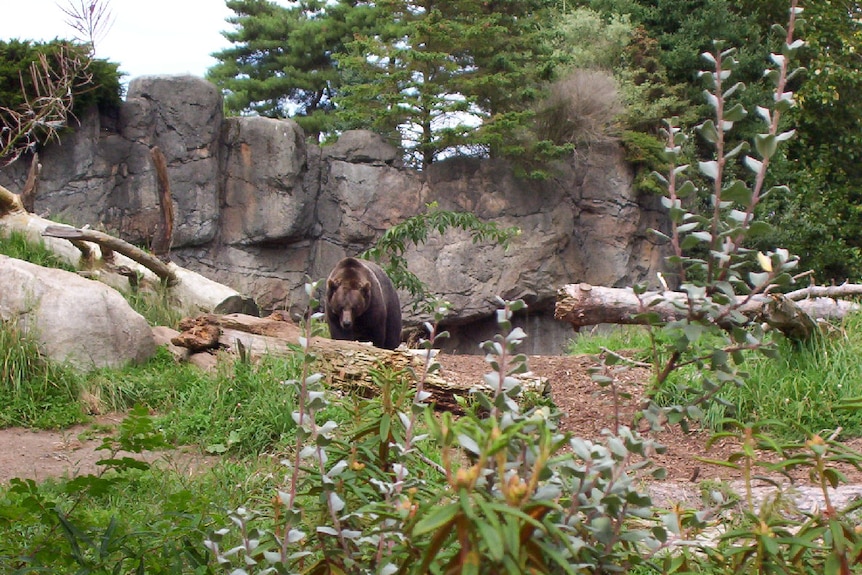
[0,75,667,354]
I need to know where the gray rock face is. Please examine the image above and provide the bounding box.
[0,76,667,354]
[219,116,310,245]
[0,255,156,369]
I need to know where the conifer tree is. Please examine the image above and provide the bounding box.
[208,0,377,140]
[334,0,557,168]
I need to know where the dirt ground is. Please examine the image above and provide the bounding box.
[3,352,862,506]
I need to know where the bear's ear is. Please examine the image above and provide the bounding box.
[327,278,339,293]
[360,280,371,297]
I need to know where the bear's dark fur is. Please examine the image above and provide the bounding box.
[325,257,402,350]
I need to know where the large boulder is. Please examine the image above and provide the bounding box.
[0,255,156,370]
[219,116,311,245]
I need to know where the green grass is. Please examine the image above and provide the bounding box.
[565,324,654,356]
[732,318,862,437]
[4,306,862,572]
[574,313,862,441]
[0,320,86,428]
[82,347,348,457]
[122,284,186,328]
[0,455,284,573]
[0,230,77,272]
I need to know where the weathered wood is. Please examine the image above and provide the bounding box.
[21,153,40,213]
[176,313,549,412]
[0,192,257,315]
[787,284,862,301]
[555,283,861,339]
[150,146,173,261]
[0,184,26,215]
[43,224,178,285]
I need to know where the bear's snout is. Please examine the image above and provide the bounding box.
[340,309,354,330]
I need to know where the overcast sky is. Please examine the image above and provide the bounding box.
[0,0,236,87]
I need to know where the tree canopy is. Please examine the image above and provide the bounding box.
[210,0,560,168]
[207,0,379,140]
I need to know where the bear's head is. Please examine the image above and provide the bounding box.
[327,273,372,331]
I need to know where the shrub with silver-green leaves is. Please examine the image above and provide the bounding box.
[205,293,685,574]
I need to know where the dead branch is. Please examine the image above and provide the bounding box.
[59,0,114,53]
[21,152,41,212]
[42,224,178,285]
[786,283,862,301]
[1,48,91,168]
[149,146,174,261]
[0,184,26,215]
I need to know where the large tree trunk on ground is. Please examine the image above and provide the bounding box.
[0,184,257,316]
[171,313,549,413]
[555,283,861,340]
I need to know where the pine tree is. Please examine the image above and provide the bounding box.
[208,0,377,140]
[335,0,557,168]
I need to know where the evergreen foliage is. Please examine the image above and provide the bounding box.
[755,1,862,282]
[207,0,378,140]
[0,38,122,119]
[334,0,559,168]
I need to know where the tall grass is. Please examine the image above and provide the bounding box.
[576,313,862,440]
[155,353,320,455]
[565,324,653,356]
[0,320,85,428]
[732,315,862,438]
[83,349,334,456]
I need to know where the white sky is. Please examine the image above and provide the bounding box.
[0,0,236,87]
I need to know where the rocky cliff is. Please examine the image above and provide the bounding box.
[0,75,667,354]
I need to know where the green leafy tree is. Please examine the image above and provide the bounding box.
[755,1,862,282]
[208,0,378,140]
[335,0,558,168]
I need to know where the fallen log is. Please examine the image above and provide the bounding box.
[0,184,257,316]
[172,313,549,413]
[43,224,178,285]
[555,283,861,340]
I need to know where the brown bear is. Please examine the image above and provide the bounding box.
[325,257,402,350]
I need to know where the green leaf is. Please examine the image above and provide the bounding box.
[743,156,763,174]
[754,134,777,159]
[698,120,718,143]
[724,102,748,123]
[721,180,753,207]
[698,160,719,180]
[748,271,770,287]
[412,503,460,536]
[380,413,391,444]
[677,180,697,198]
[475,520,505,561]
[683,323,704,343]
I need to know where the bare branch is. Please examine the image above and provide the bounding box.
[58,0,115,54]
[42,224,179,286]
[0,47,92,168]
